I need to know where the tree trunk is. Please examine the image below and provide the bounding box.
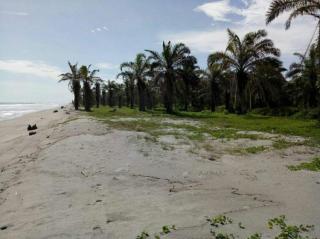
[210,78,216,112]
[184,81,189,111]
[225,90,230,112]
[165,74,174,114]
[95,83,100,108]
[102,91,106,106]
[118,95,122,108]
[130,86,134,109]
[72,80,81,110]
[137,80,145,112]
[83,81,92,112]
[237,71,247,114]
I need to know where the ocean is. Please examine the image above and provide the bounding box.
[0,103,58,121]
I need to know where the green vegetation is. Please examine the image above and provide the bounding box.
[136,225,176,239]
[288,157,320,172]
[207,215,233,227]
[230,146,268,155]
[272,139,302,150]
[89,107,320,145]
[136,215,314,239]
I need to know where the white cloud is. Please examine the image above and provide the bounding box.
[91,26,109,33]
[95,62,119,70]
[0,60,62,79]
[0,11,29,16]
[194,0,242,22]
[161,0,317,66]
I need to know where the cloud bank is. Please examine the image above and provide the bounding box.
[0,60,62,79]
[161,0,317,65]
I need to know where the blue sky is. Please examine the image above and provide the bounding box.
[0,0,316,104]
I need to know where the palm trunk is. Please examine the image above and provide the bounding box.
[83,81,91,112]
[95,83,100,108]
[72,80,81,110]
[210,78,216,112]
[137,80,145,111]
[165,74,174,114]
[102,91,106,106]
[225,90,230,112]
[130,86,134,109]
[184,81,189,111]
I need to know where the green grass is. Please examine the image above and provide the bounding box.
[230,146,268,155]
[174,111,320,143]
[288,157,320,171]
[88,107,320,145]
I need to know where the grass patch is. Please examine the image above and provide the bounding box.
[88,107,320,145]
[272,139,305,150]
[175,111,320,144]
[230,146,268,155]
[288,157,320,171]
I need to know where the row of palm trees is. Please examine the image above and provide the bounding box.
[59,63,101,111]
[115,29,283,114]
[59,0,320,115]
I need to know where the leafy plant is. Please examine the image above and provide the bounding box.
[268,215,314,239]
[207,215,233,227]
[288,157,320,172]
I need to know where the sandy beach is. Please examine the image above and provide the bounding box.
[0,108,319,239]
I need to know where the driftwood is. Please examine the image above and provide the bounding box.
[27,124,37,131]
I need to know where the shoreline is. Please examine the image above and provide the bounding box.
[0,103,66,122]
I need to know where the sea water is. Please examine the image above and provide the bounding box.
[0,103,58,121]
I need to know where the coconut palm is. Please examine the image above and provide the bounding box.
[59,62,81,110]
[106,80,117,107]
[207,53,230,112]
[101,82,107,106]
[208,29,280,113]
[266,0,320,29]
[266,0,320,68]
[79,65,100,112]
[94,78,103,108]
[249,60,286,109]
[287,44,319,107]
[118,53,151,111]
[146,41,191,113]
[177,56,200,111]
[119,71,135,109]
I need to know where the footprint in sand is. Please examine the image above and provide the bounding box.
[91,226,104,239]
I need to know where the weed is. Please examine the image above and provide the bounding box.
[288,157,320,171]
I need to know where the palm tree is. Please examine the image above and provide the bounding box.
[178,56,200,111]
[146,41,191,113]
[101,82,107,106]
[79,65,100,112]
[249,60,286,109]
[209,29,280,114]
[118,54,151,111]
[59,62,81,110]
[287,45,319,107]
[94,78,102,108]
[266,0,320,29]
[119,71,135,109]
[266,0,320,68]
[207,53,230,112]
[106,80,117,107]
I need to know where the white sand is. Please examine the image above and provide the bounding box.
[0,108,319,238]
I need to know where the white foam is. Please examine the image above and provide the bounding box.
[0,103,58,121]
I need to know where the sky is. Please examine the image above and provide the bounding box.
[0,0,317,104]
